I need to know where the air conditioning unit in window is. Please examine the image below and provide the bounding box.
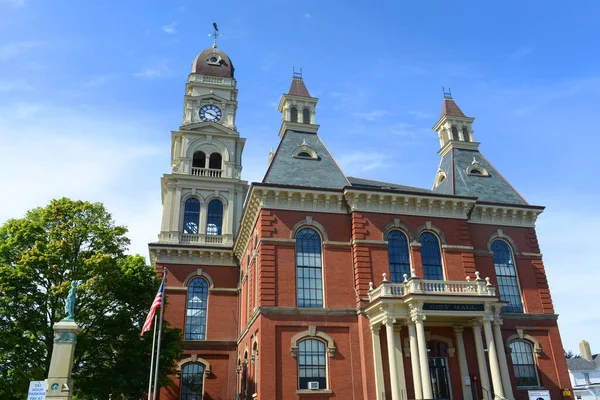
[308,381,319,390]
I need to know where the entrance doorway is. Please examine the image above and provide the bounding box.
[428,341,452,399]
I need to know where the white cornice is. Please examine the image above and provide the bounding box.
[469,204,543,228]
[278,121,320,138]
[438,140,481,157]
[149,245,237,267]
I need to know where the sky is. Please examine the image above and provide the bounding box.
[0,0,598,353]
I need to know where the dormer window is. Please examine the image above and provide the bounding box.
[206,53,222,65]
[290,107,298,122]
[293,139,318,160]
[467,157,490,177]
[434,170,447,187]
[297,152,312,158]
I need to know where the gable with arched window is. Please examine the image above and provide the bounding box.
[181,363,205,400]
[509,340,540,387]
[491,239,523,312]
[295,227,323,308]
[186,277,209,340]
[298,338,327,390]
[183,198,200,234]
[419,232,443,280]
[388,230,411,283]
[206,199,223,235]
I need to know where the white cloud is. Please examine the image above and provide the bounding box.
[0,41,41,61]
[354,109,389,121]
[409,110,433,119]
[134,61,171,79]
[161,23,177,34]
[336,151,389,175]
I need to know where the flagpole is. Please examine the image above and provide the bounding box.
[147,314,158,400]
[152,269,167,400]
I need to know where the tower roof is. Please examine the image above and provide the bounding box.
[288,77,311,97]
[191,48,235,78]
[441,97,466,118]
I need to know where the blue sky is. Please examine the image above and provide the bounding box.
[1,0,598,352]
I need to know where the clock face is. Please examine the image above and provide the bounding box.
[199,104,222,123]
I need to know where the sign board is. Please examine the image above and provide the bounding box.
[528,390,551,400]
[27,381,47,400]
[423,303,485,312]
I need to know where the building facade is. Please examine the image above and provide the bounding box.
[567,341,600,400]
[149,42,573,400]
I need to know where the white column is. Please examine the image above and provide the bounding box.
[170,185,183,232]
[385,318,401,400]
[371,324,386,400]
[472,322,491,400]
[408,323,423,400]
[483,319,505,399]
[453,326,473,400]
[493,318,514,399]
[393,326,407,399]
[414,315,433,399]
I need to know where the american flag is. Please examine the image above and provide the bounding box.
[141,278,165,335]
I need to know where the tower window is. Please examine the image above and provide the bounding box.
[296,228,323,308]
[302,108,310,124]
[491,240,523,312]
[192,151,206,168]
[388,230,411,283]
[451,127,459,141]
[186,278,209,340]
[209,153,222,170]
[206,199,223,235]
[181,363,205,400]
[462,127,470,142]
[298,339,327,390]
[419,232,443,280]
[183,198,200,234]
[290,107,298,122]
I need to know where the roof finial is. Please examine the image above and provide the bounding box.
[442,87,453,99]
[208,22,222,48]
[293,66,303,79]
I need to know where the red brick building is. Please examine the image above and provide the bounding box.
[149,44,573,400]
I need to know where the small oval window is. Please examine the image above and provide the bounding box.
[297,152,312,158]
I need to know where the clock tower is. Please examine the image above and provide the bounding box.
[150,41,248,258]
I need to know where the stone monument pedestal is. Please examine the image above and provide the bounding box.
[46,320,80,400]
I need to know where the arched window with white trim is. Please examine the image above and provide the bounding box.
[388,230,411,283]
[206,199,223,235]
[298,339,327,390]
[491,240,523,313]
[419,232,443,280]
[181,363,205,400]
[296,228,323,308]
[290,107,298,122]
[186,277,209,340]
[509,340,540,387]
[183,198,200,234]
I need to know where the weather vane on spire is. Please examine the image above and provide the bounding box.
[209,22,221,48]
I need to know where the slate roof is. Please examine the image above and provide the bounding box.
[288,77,311,97]
[432,148,528,205]
[347,177,433,194]
[441,98,466,118]
[263,130,349,189]
[567,355,599,371]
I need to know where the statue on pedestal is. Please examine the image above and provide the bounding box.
[63,281,77,322]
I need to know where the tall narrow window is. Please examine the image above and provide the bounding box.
[181,363,205,400]
[252,341,259,395]
[192,151,206,168]
[206,200,223,235]
[491,240,523,313]
[298,339,327,390]
[451,127,459,141]
[183,198,200,234]
[302,108,311,124]
[462,127,471,142]
[186,277,209,340]
[208,153,222,170]
[388,230,411,283]
[510,341,539,387]
[290,107,298,122]
[296,228,323,308]
[420,232,443,280]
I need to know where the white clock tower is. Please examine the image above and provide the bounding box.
[151,40,248,262]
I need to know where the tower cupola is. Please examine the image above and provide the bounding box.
[277,70,319,137]
[433,90,478,155]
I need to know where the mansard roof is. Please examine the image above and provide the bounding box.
[288,77,311,97]
[262,130,349,189]
[347,177,433,194]
[432,148,527,205]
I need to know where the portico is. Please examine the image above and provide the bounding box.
[367,271,514,400]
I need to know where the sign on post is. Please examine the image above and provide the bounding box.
[528,390,551,400]
[27,381,47,400]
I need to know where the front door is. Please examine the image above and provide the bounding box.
[428,340,452,399]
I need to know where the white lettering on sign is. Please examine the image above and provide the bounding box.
[27,380,47,400]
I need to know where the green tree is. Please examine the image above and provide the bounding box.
[0,198,183,399]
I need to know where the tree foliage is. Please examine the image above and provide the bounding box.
[0,198,182,399]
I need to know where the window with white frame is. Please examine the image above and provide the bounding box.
[510,340,540,387]
[186,278,209,340]
[183,198,200,234]
[295,228,323,308]
[298,339,327,390]
[491,240,524,313]
[206,199,223,235]
[388,230,411,283]
[419,232,444,280]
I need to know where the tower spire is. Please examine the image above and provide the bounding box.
[209,22,221,48]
